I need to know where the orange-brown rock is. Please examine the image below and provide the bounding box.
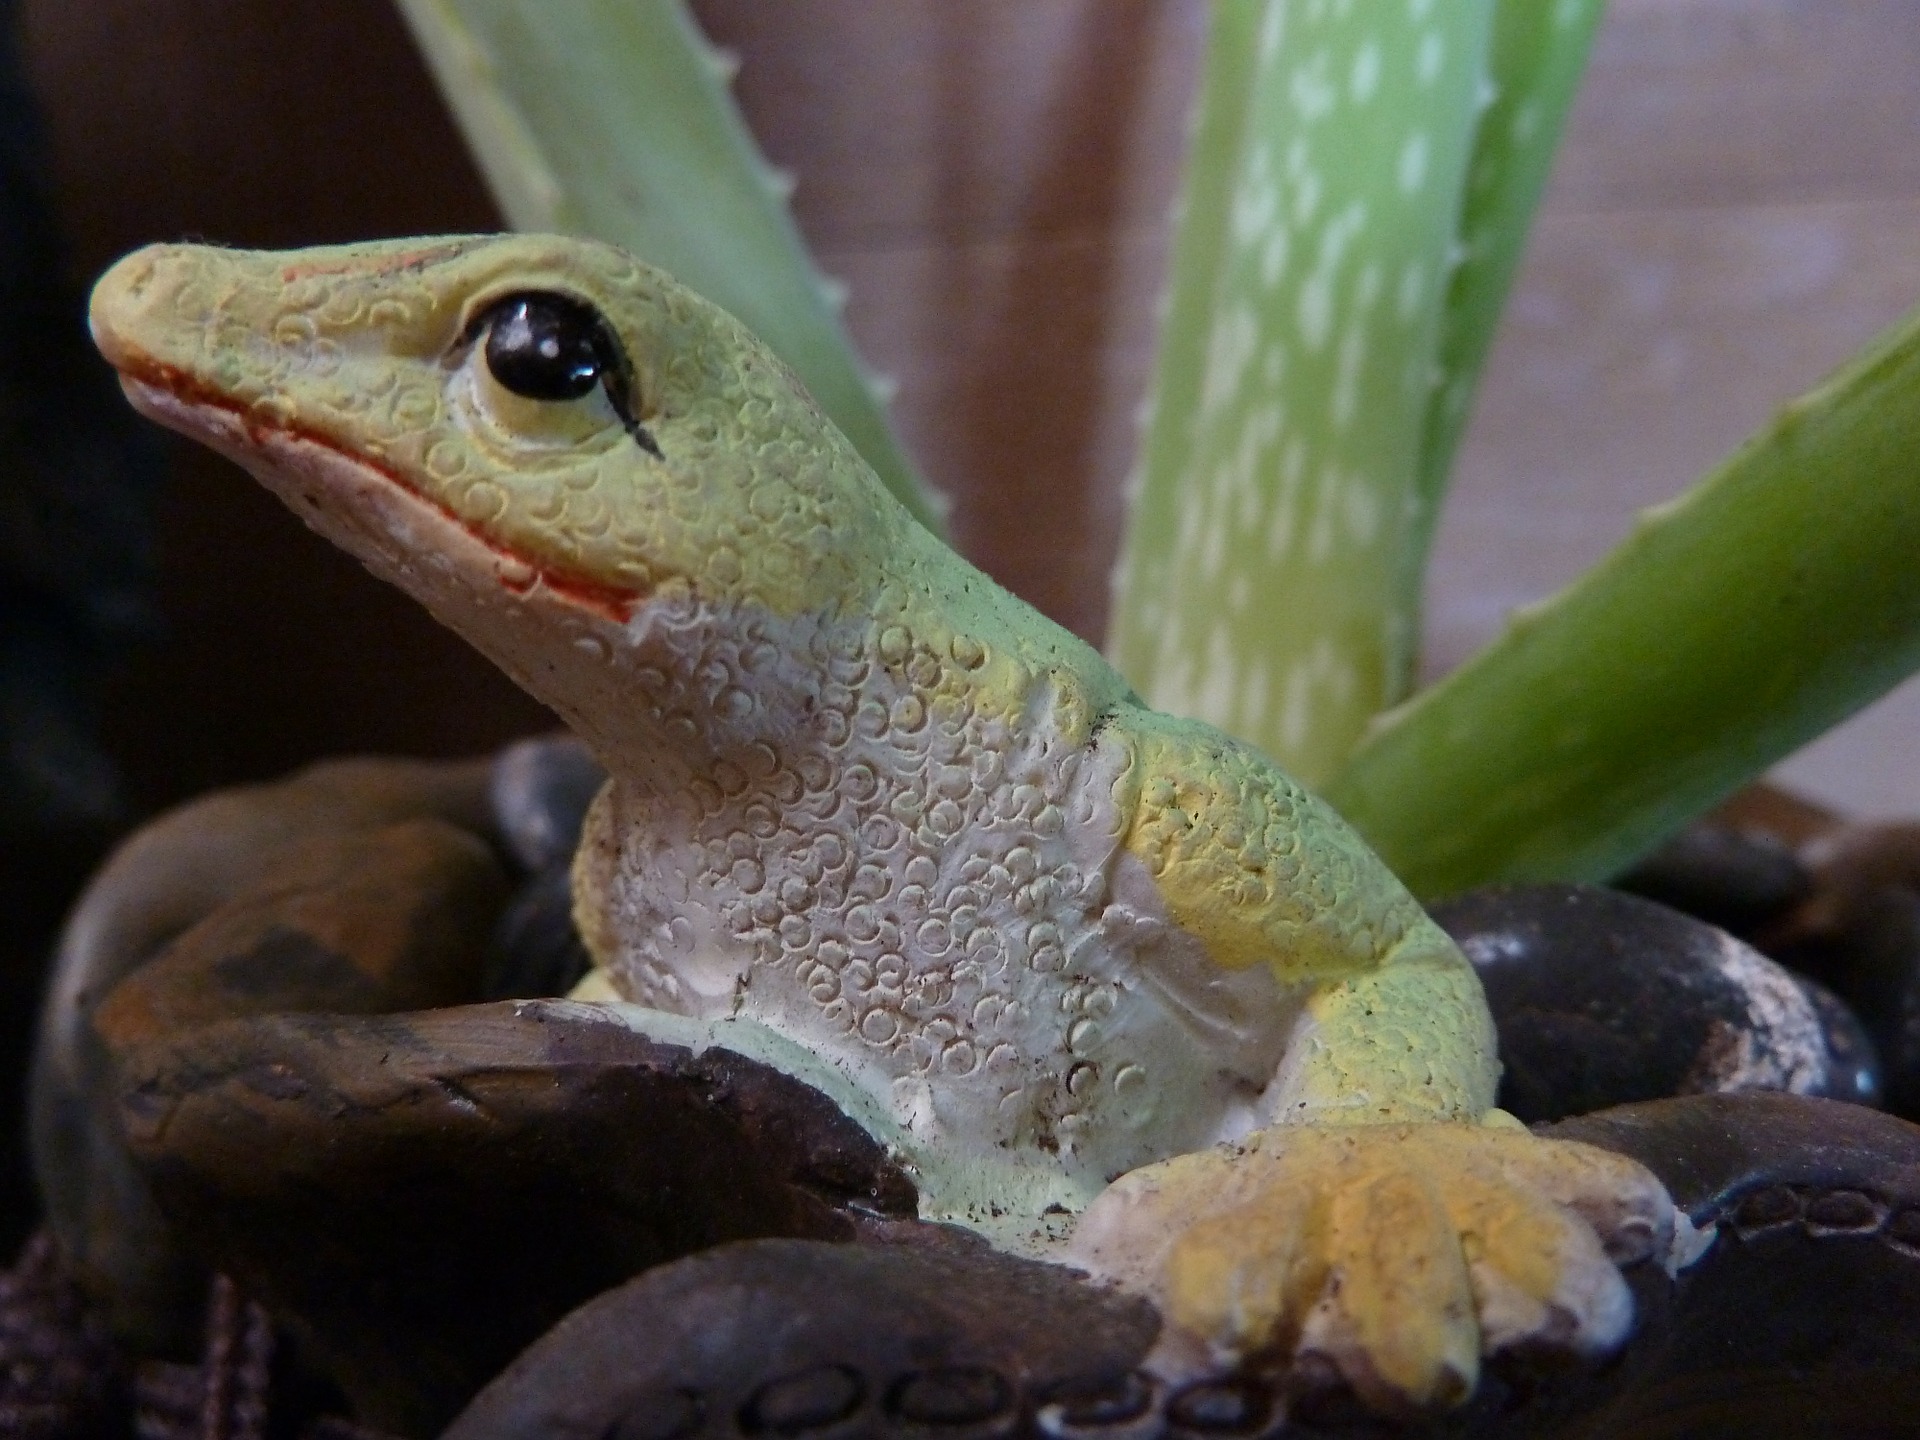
[93,818,505,1051]
[31,756,499,1354]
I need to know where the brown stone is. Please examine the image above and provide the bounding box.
[1706,782,1843,852]
[112,1000,917,1435]
[30,755,497,1355]
[1756,828,1920,1118]
[92,818,506,1050]
[1762,821,1920,956]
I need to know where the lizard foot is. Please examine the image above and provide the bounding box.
[1066,1118,1674,1414]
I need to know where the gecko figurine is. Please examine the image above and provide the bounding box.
[89,234,1673,1411]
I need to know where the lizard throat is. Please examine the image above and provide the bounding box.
[116,356,644,625]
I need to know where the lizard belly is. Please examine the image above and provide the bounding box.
[572,610,1300,1223]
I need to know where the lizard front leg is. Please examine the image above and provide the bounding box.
[1264,925,1496,1124]
[1069,923,1675,1412]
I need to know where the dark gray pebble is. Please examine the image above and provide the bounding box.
[1613,821,1811,935]
[1791,885,1920,1119]
[488,733,606,874]
[438,1095,1920,1440]
[1800,976,1885,1108]
[482,863,594,1000]
[1432,883,1877,1123]
[441,1235,1158,1440]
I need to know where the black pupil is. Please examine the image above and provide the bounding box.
[484,294,607,401]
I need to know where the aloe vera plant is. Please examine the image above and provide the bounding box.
[397,0,1920,899]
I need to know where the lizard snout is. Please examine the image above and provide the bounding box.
[88,242,185,375]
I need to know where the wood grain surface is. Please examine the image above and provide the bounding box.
[16,0,1920,816]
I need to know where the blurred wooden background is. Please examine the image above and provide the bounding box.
[15,0,1920,819]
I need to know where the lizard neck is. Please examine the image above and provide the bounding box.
[534,518,1127,802]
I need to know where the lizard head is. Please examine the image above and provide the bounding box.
[89,234,914,760]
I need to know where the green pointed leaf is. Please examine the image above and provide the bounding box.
[1325,301,1920,898]
[391,0,945,534]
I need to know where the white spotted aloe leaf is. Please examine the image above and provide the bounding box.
[1107,0,1600,784]
[1324,302,1920,899]
[390,0,946,535]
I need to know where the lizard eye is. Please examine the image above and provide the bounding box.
[481,293,614,401]
[471,291,663,457]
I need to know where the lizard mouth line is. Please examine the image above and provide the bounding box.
[117,356,642,625]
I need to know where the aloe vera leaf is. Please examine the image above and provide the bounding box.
[391,0,946,534]
[1394,0,1605,692]
[1107,0,1496,784]
[1324,302,1920,899]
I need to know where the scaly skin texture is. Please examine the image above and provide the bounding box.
[89,234,1673,1409]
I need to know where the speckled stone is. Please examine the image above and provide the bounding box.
[1432,883,1875,1123]
[1613,822,1811,936]
[113,1000,917,1436]
[488,733,606,875]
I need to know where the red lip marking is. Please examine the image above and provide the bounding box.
[124,356,640,624]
